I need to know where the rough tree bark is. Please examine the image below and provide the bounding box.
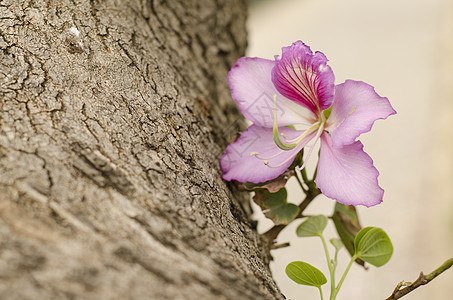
[0,0,284,299]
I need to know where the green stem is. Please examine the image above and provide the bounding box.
[330,246,340,298]
[333,245,340,265]
[312,162,319,181]
[319,234,335,298]
[318,286,324,300]
[331,254,358,300]
[300,165,309,183]
[425,257,453,281]
[294,170,307,193]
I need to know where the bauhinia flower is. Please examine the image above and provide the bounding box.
[221,41,396,207]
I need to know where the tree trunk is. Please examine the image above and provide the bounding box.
[0,0,284,299]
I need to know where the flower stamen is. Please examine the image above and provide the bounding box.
[250,149,285,160]
[262,151,303,169]
[249,148,298,169]
[296,121,325,171]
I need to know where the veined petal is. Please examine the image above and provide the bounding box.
[221,125,314,183]
[228,57,314,128]
[326,80,396,147]
[315,133,384,207]
[271,41,335,116]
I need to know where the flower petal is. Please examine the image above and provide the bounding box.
[326,80,396,147]
[271,41,335,116]
[315,133,384,207]
[221,125,314,183]
[228,57,314,128]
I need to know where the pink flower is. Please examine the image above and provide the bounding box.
[221,41,396,207]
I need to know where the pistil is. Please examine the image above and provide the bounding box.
[272,95,321,151]
[249,95,327,169]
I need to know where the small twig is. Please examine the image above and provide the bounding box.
[386,257,453,300]
[263,224,286,244]
[270,242,290,249]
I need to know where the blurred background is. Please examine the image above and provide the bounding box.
[247,0,453,299]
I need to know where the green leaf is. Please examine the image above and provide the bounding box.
[285,261,327,287]
[262,188,288,208]
[296,215,328,237]
[266,203,300,225]
[330,238,343,251]
[253,188,300,225]
[332,203,366,267]
[354,227,373,247]
[354,227,393,267]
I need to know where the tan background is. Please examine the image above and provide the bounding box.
[248,0,453,299]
